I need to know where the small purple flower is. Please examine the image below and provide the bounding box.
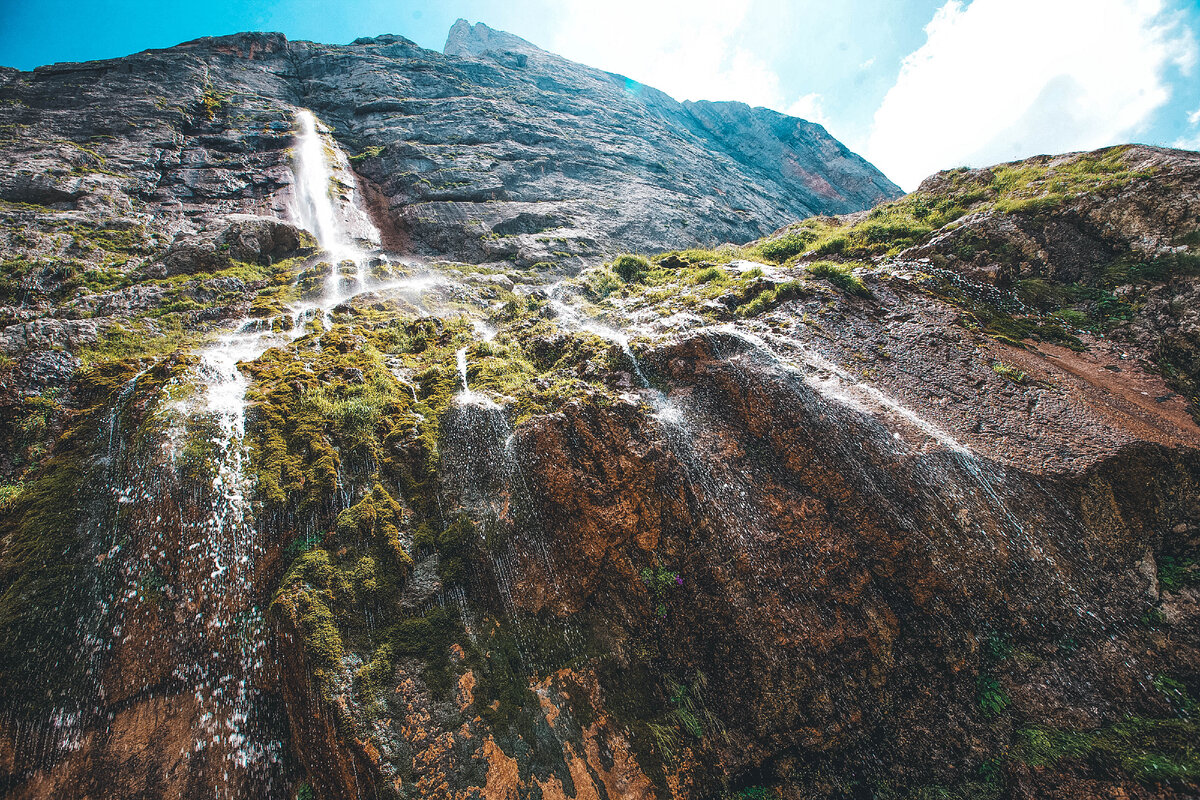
[675,575,684,586]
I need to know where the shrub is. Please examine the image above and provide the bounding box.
[810,235,849,257]
[808,261,869,296]
[612,253,651,283]
[199,79,223,121]
[992,361,1028,384]
[977,675,1010,717]
[585,269,624,299]
[758,231,815,263]
[693,266,725,284]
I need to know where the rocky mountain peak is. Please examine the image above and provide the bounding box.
[0,22,901,269]
[444,18,542,60]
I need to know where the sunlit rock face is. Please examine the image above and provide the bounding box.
[1,19,1199,800]
[0,24,897,273]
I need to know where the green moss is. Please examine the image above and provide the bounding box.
[0,482,23,510]
[388,607,459,699]
[737,280,811,317]
[742,147,1151,271]
[1016,717,1200,786]
[0,360,174,715]
[808,261,870,296]
[245,332,421,512]
[79,319,195,365]
[349,145,385,162]
[991,361,1028,385]
[613,253,652,283]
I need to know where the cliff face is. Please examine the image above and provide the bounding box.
[0,21,1198,800]
[0,24,897,271]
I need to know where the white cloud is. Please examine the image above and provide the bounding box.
[859,57,876,70]
[866,0,1198,190]
[786,93,830,126]
[546,0,822,121]
[1177,106,1200,150]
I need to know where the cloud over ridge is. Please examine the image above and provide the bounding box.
[866,0,1198,190]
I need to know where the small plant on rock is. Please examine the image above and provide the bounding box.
[640,563,682,617]
[992,361,1028,384]
[613,253,651,283]
[808,260,870,296]
[977,674,1010,717]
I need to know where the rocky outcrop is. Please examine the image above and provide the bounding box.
[905,146,1200,286]
[155,216,314,277]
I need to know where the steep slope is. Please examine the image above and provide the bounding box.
[0,26,1198,800]
[753,144,1200,418]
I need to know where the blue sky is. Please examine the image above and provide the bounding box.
[2,0,1199,189]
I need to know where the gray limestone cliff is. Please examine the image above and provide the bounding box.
[0,24,899,271]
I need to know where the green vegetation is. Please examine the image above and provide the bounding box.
[639,564,681,617]
[349,145,385,162]
[1158,554,1198,592]
[643,671,723,764]
[0,219,158,304]
[199,74,224,121]
[693,266,726,284]
[744,146,1150,270]
[0,482,22,510]
[1016,717,1200,786]
[808,260,869,296]
[991,361,1028,385]
[977,675,1010,717]
[612,253,652,282]
[0,360,179,714]
[737,280,809,317]
[755,230,816,263]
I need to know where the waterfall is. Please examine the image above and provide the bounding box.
[50,107,426,797]
[290,109,381,299]
[547,289,664,410]
[454,345,500,409]
[456,347,470,393]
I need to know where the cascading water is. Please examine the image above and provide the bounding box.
[45,107,424,798]
[158,107,394,786]
[454,346,499,409]
[290,109,381,299]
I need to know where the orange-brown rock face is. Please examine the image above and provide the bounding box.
[262,305,1198,800]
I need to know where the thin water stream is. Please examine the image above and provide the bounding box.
[66,107,434,796]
